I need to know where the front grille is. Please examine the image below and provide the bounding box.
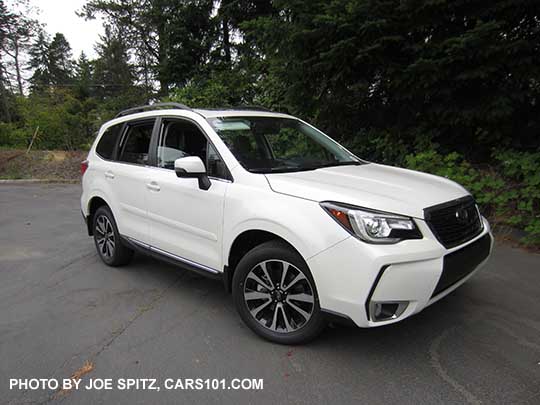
[424,196,483,249]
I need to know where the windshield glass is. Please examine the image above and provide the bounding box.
[207,116,362,173]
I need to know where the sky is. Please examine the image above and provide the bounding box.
[10,0,104,58]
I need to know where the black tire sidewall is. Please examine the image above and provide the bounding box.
[232,241,326,344]
[93,206,121,266]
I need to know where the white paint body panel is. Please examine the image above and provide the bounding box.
[81,108,493,328]
[265,163,469,219]
[146,166,228,270]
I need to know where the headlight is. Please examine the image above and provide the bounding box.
[320,202,422,244]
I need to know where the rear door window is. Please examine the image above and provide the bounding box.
[117,120,155,165]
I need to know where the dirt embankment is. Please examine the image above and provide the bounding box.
[0,149,87,181]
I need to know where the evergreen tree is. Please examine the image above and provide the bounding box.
[214,0,272,66]
[241,0,540,158]
[93,25,134,100]
[74,51,93,99]
[81,0,214,96]
[160,0,214,88]
[48,33,73,86]
[27,30,51,92]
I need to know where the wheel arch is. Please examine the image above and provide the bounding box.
[86,195,112,236]
[223,228,305,293]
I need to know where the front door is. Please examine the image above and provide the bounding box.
[147,117,230,271]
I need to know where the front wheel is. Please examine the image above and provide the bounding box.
[232,241,326,344]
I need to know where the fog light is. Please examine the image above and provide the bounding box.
[369,301,409,322]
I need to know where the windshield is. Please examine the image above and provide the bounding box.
[207,116,362,173]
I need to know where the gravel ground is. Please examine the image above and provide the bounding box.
[0,149,86,180]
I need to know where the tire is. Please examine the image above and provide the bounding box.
[232,240,326,344]
[92,206,133,267]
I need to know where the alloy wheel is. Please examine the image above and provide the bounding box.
[243,260,315,333]
[95,215,115,258]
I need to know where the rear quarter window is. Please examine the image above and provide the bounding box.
[96,124,123,160]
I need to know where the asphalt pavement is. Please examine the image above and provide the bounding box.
[1,184,539,404]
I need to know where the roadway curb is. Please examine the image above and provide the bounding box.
[0,179,80,184]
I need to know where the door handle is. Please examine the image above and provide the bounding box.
[146,181,160,192]
[104,171,115,179]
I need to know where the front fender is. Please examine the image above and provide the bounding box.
[222,184,350,267]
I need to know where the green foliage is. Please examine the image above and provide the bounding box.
[168,67,258,108]
[93,26,137,101]
[48,33,74,86]
[17,90,90,150]
[1,9,147,151]
[0,0,539,245]
[405,150,540,245]
[0,121,27,147]
[242,0,540,157]
[493,151,540,244]
[28,30,53,92]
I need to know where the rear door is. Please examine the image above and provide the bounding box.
[147,117,231,272]
[109,118,156,243]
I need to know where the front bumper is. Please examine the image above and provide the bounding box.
[307,216,493,327]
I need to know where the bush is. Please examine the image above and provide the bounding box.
[0,122,30,148]
[493,151,540,245]
[405,150,540,246]
[168,68,259,108]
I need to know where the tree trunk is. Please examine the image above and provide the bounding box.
[223,16,231,65]
[156,20,169,97]
[13,37,24,95]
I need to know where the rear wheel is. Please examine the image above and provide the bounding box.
[92,206,133,266]
[232,241,326,344]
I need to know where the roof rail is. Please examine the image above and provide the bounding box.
[115,102,192,118]
[231,105,272,112]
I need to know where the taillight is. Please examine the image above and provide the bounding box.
[81,160,89,176]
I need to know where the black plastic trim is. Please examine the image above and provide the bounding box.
[115,102,192,118]
[110,122,126,161]
[147,117,161,167]
[120,236,223,282]
[431,233,492,298]
[424,195,483,249]
[365,264,390,321]
[424,195,473,214]
[223,265,231,293]
[321,308,356,327]
[82,210,92,236]
[231,105,272,112]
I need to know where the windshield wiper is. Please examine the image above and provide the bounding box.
[315,161,363,169]
[248,161,363,174]
[248,167,314,174]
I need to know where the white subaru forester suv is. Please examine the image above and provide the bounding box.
[81,103,493,344]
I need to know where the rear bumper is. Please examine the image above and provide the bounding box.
[307,217,493,327]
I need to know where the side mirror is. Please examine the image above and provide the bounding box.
[174,156,211,190]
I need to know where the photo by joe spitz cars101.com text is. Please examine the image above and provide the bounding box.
[81,103,493,344]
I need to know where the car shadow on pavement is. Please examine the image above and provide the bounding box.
[123,250,480,350]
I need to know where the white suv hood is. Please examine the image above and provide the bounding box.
[265,163,469,219]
